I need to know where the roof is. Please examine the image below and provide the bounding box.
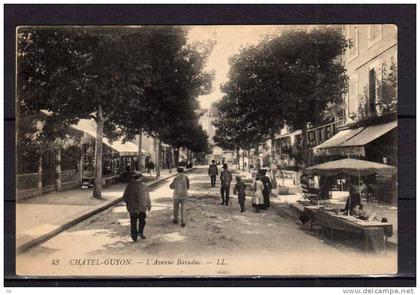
[71,119,149,156]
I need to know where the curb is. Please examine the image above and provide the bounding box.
[17,167,196,254]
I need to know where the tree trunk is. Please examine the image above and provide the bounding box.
[242,149,245,171]
[93,104,104,199]
[271,134,276,168]
[169,147,173,173]
[236,148,240,169]
[156,138,161,179]
[137,129,143,172]
[247,149,251,173]
[186,149,189,163]
[174,148,180,167]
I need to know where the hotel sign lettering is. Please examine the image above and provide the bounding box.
[306,122,338,147]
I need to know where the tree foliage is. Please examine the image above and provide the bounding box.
[17,26,213,191]
[214,27,349,165]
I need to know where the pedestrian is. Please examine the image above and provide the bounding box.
[233,176,247,212]
[208,160,218,188]
[252,176,264,213]
[170,167,190,227]
[260,169,272,209]
[220,163,233,205]
[122,173,151,241]
[147,161,155,176]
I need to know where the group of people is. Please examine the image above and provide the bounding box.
[122,160,274,242]
[208,160,273,213]
[122,167,190,242]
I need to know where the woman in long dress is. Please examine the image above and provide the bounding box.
[252,176,264,212]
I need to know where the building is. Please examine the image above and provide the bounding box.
[198,103,224,164]
[312,24,398,203]
[314,24,397,166]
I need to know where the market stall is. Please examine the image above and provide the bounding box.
[300,158,397,253]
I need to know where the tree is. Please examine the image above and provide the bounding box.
[216,27,349,167]
[17,27,151,198]
[112,26,214,174]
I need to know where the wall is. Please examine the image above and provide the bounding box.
[344,24,398,123]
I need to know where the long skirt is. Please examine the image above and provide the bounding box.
[252,191,264,205]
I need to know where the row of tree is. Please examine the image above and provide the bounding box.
[17,26,213,198]
[213,27,350,168]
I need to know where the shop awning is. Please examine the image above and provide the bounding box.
[314,127,364,150]
[314,121,397,155]
[338,120,397,147]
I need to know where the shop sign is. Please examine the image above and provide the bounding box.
[306,122,338,148]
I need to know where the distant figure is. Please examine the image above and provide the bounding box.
[260,170,272,209]
[208,160,219,188]
[233,176,247,212]
[344,184,362,214]
[170,167,190,227]
[252,176,264,212]
[122,173,151,241]
[147,161,155,176]
[220,164,233,206]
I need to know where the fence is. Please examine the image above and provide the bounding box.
[16,172,41,200]
[61,169,80,190]
[16,169,81,200]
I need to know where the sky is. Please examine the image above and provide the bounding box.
[186,25,287,109]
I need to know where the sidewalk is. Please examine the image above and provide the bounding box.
[234,168,397,246]
[16,167,194,253]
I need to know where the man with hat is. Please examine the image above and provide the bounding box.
[170,167,190,227]
[122,173,151,241]
[220,163,233,205]
[208,160,219,187]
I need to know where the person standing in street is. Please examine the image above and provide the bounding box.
[147,161,155,176]
[122,173,151,241]
[170,167,190,227]
[208,160,218,188]
[233,176,247,212]
[220,163,233,205]
[252,176,264,213]
[260,169,272,209]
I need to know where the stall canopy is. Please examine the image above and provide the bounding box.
[313,120,397,156]
[71,119,150,156]
[303,158,397,177]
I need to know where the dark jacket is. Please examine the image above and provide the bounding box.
[208,164,218,176]
[220,170,233,188]
[234,180,247,202]
[123,179,151,213]
[261,176,272,193]
[344,192,362,212]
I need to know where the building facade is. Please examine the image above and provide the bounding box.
[198,103,224,164]
[343,24,397,124]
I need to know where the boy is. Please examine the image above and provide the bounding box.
[233,176,247,212]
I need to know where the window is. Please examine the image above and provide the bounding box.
[368,25,383,47]
[347,25,359,60]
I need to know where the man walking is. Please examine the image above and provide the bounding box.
[122,173,151,241]
[233,175,247,212]
[220,163,233,205]
[208,160,218,187]
[170,167,190,227]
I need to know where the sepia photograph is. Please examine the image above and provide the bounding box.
[14,23,400,277]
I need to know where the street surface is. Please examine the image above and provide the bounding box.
[16,167,396,277]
